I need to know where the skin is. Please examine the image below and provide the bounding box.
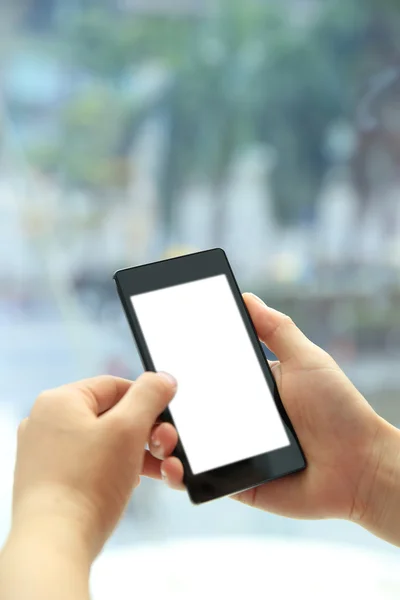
[1,293,400,600]
[144,294,400,546]
[0,372,177,600]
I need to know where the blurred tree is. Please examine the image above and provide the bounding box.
[64,9,194,79]
[28,85,134,193]
[316,0,400,220]
[23,0,56,30]
[251,0,400,224]
[153,0,400,230]
[26,10,192,193]
[155,1,285,242]
[251,24,342,224]
[25,0,400,234]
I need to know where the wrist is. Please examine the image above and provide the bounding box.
[352,416,400,546]
[11,484,96,564]
[1,515,91,600]
[8,514,92,570]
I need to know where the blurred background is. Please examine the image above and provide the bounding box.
[1,0,400,596]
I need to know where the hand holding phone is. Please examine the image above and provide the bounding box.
[147,293,385,527]
[115,249,305,503]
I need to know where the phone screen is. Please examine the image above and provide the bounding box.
[131,274,289,475]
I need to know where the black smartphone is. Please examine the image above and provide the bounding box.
[114,248,306,504]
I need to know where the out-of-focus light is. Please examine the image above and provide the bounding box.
[92,537,400,600]
[161,246,199,260]
[200,38,227,66]
[269,252,305,284]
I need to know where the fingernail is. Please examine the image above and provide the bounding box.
[151,435,161,448]
[160,467,167,481]
[157,372,177,388]
[151,434,165,459]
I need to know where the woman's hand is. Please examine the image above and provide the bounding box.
[144,294,400,546]
[0,372,176,600]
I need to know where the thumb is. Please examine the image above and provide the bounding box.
[244,293,311,364]
[109,372,177,434]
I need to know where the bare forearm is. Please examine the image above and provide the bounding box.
[0,519,91,600]
[355,417,400,546]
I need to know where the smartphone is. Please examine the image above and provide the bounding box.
[114,248,306,504]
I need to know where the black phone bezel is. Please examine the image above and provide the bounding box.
[114,248,306,504]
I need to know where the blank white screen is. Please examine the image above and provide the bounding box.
[131,275,289,475]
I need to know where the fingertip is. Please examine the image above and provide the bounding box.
[160,457,185,491]
[110,372,177,431]
[157,371,177,390]
[133,372,177,412]
[243,292,266,307]
[137,371,177,398]
[244,293,306,363]
[150,422,179,460]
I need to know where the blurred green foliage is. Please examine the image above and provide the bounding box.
[28,85,133,190]
[25,0,400,227]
